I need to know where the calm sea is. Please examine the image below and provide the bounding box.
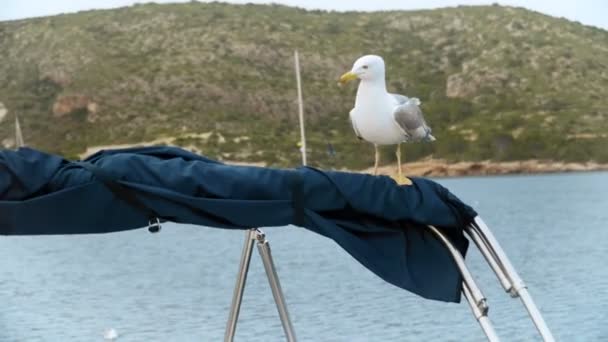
[0,172,606,341]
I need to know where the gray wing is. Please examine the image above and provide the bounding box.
[349,110,363,140]
[391,96,435,141]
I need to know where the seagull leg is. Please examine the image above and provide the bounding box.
[373,144,379,175]
[396,143,412,185]
[396,143,403,180]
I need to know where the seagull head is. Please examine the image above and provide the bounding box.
[339,55,385,85]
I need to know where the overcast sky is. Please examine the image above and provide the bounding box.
[1,0,607,30]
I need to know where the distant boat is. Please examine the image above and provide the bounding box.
[15,115,25,148]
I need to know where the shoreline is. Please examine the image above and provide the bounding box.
[362,159,608,178]
[79,142,608,178]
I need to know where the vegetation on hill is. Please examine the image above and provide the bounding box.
[0,2,606,168]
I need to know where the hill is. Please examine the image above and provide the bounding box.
[0,2,607,168]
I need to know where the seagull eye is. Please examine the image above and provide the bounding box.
[362,65,368,69]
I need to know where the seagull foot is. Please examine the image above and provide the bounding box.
[393,174,413,186]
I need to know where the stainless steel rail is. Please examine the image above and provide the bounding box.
[223,217,554,342]
[256,231,297,342]
[428,225,500,342]
[468,217,555,342]
[224,229,296,342]
[429,217,555,342]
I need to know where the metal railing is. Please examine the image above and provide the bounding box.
[224,229,296,342]
[429,217,555,342]
[224,217,555,342]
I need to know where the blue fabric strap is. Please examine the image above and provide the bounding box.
[290,170,305,227]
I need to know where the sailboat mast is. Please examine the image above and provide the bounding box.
[15,115,24,148]
[294,50,307,166]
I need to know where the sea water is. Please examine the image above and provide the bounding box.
[0,172,606,341]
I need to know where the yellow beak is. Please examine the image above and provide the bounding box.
[338,71,358,85]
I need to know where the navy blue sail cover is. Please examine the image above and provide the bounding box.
[0,146,476,302]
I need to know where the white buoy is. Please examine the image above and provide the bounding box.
[103,328,118,340]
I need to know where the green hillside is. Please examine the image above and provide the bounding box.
[0,2,607,168]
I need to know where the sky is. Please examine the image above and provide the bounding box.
[1,0,607,30]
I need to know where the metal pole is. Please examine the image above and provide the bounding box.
[518,289,555,341]
[463,285,501,342]
[465,225,512,291]
[15,115,25,148]
[294,49,307,166]
[256,230,297,342]
[472,217,555,342]
[428,226,487,312]
[224,229,257,342]
[427,225,499,342]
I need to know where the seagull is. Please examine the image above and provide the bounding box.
[338,55,435,184]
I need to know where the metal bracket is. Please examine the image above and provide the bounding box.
[147,217,162,233]
[224,229,296,342]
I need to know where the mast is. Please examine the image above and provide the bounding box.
[15,115,24,148]
[294,50,307,166]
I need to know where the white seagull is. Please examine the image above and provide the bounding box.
[339,55,435,184]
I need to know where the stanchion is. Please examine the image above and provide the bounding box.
[468,217,555,342]
[224,229,296,342]
[429,217,555,342]
[428,225,500,342]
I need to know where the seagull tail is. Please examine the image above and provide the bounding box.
[426,134,436,142]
